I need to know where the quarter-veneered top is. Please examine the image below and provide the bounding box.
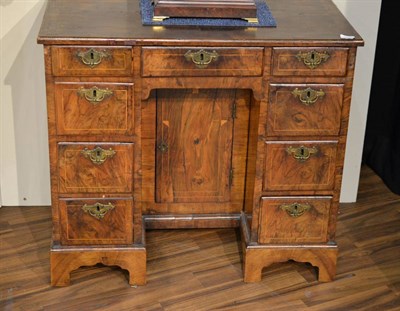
[37,0,363,46]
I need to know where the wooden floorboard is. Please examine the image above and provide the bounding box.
[1,165,399,310]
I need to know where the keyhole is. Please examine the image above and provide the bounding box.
[96,150,101,157]
[307,91,311,98]
[311,52,315,60]
[93,89,97,97]
[294,204,298,211]
[300,148,305,156]
[200,53,204,61]
[90,52,94,60]
[96,205,100,211]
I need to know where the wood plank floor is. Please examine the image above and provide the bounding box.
[1,165,399,310]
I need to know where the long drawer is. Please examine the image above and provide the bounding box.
[263,141,338,191]
[258,196,331,244]
[58,143,134,194]
[141,47,264,77]
[59,198,133,245]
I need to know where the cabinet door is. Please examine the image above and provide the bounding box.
[156,89,235,203]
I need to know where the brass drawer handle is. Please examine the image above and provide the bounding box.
[82,202,115,220]
[287,146,318,161]
[184,49,219,69]
[296,50,330,69]
[77,48,111,68]
[292,87,325,106]
[280,202,311,218]
[81,146,116,165]
[77,86,113,104]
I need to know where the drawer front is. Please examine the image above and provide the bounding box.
[58,143,134,194]
[267,84,344,136]
[258,197,331,244]
[141,47,264,77]
[55,82,133,135]
[272,48,349,76]
[52,47,132,76]
[264,141,337,191]
[59,198,133,245]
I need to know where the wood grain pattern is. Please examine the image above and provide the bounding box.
[263,141,338,191]
[141,47,264,77]
[1,167,399,309]
[156,89,234,203]
[267,84,344,136]
[58,143,134,194]
[258,196,332,244]
[243,244,338,283]
[52,46,133,77]
[37,0,364,46]
[55,82,134,135]
[59,198,133,245]
[50,247,146,286]
[153,0,257,19]
[272,48,349,76]
[142,89,250,215]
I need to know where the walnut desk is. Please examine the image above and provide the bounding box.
[37,0,364,286]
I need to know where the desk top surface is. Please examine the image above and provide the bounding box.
[37,0,363,46]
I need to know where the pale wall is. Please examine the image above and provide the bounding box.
[0,0,382,206]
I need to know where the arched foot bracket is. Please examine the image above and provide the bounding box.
[50,246,146,286]
[243,244,338,283]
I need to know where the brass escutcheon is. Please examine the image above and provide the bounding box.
[77,86,113,104]
[292,87,325,106]
[157,141,169,153]
[184,49,219,69]
[81,146,116,165]
[77,49,111,68]
[280,202,312,218]
[82,202,115,220]
[287,145,318,161]
[296,50,330,69]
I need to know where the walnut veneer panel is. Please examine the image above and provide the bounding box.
[52,47,133,77]
[263,141,338,191]
[272,48,349,76]
[55,82,133,135]
[142,47,264,77]
[267,84,344,136]
[58,143,134,194]
[59,198,133,245]
[258,197,331,244]
[38,0,363,45]
[156,89,235,203]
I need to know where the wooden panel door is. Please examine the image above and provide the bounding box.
[156,89,235,203]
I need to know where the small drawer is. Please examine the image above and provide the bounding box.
[141,47,264,77]
[267,84,344,136]
[58,143,134,194]
[272,48,349,76]
[52,47,132,76]
[263,141,337,191]
[258,196,331,244]
[55,82,133,135]
[59,198,133,245]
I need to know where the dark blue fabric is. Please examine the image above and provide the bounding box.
[140,0,276,27]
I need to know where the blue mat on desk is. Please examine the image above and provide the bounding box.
[140,0,276,27]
